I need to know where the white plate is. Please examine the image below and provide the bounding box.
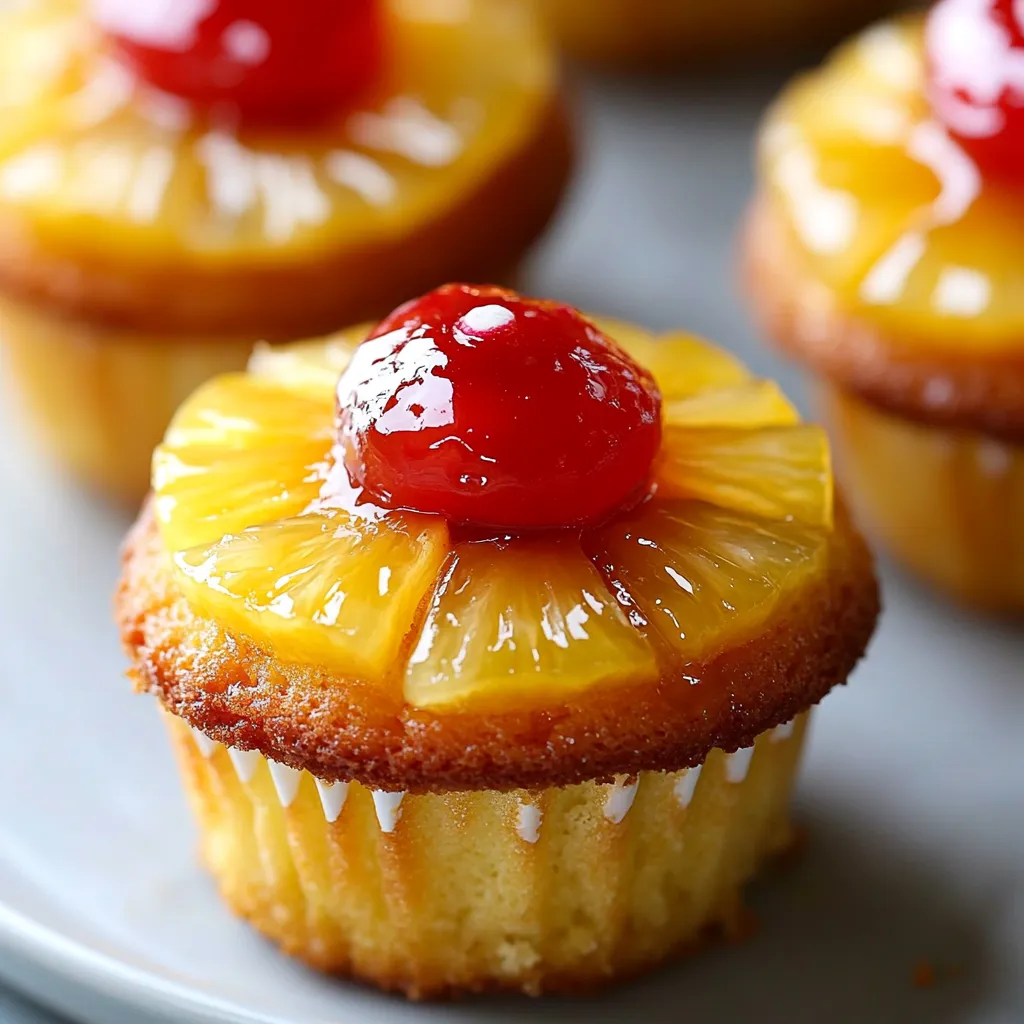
[1,72,1023,1024]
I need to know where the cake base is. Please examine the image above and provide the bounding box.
[822,385,1024,614]
[165,709,808,999]
[0,295,255,504]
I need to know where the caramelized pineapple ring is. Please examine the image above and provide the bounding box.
[760,17,1024,351]
[151,320,834,711]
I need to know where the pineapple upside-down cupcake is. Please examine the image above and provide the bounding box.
[744,0,1024,613]
[0,0,570,503]
[116,284,878,997]
[541,0,903,67]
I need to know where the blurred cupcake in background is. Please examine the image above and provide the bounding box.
[744,0,1024,613]
[540,0,905,67]
[0,0,571,502]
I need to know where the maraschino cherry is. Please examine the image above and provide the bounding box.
[336,284,663,531]
[926,0,1024,181]
[92,0,383,123]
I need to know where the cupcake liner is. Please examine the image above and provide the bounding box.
[823,384,1024,613]
[164,708,809,997]
[0,294,254,503]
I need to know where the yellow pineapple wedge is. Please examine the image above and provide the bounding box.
[657,425,833,527]
[760,21,950,302]
[161,373,334,450]
[664,380,799,428]
[595,319,750,399]
[154,441,333,553]
[174,511,449,680]
[248,332,362,397]
[153,374,335,551]
[586,501,829,664]
[404,537,658,709]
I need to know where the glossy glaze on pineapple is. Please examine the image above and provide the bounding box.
[0,0,550,259]
[760,16,1024,351]
[752,13,1024,439]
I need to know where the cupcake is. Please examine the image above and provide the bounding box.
[0,0,570,502]
[116,284,878,997]
[541,0,903,67]
[744,1,1024,613]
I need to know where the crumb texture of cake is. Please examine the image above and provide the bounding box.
[166,709,808,998]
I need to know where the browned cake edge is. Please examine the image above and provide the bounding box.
[742,194,1024,442]
[116,498,879,793]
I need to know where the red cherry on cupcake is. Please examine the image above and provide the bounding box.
[92,0,383,123]
[336,284,663,531]
[926,0,1024,182]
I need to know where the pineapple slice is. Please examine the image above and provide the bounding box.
[595,318,749,400]
[154,442,330,552]
[404,537,658,709]
[247,327,367,397]
[664,381,799,429]
[154,374,334,551]
[161,373,334,451]
[174,511,449,679]
[586,501,829,664]
[656,425,833,527]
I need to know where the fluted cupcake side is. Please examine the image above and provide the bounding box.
[823,386,1024,612]
[164,708,808,998]
[0,295,254,503]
